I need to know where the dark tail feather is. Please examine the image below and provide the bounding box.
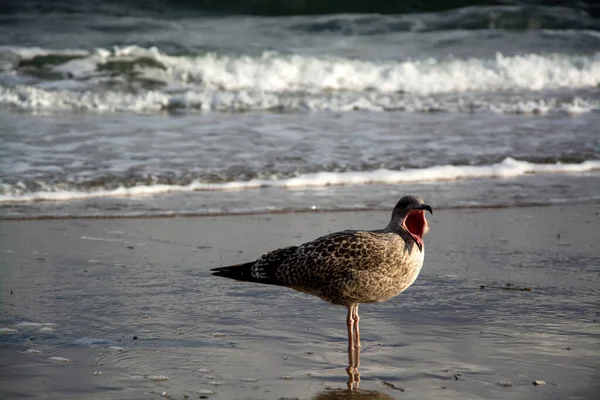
[210,262,254,281]
[210,262,282,286]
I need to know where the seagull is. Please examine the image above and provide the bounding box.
[211,195,432,388]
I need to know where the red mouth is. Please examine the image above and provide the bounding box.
[403,210,427,250]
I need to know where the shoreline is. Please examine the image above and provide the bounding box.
[1,199,598,221]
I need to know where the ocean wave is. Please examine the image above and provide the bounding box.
[143,51,600,95]
[1,84,597,114]
[4,46,600,94]
[2,158,598,203]
[2,47,600,114]
[1,46,599,115]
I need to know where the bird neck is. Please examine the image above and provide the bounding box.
[383,216,407,234]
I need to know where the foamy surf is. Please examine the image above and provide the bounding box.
[1,85,597,114]
[1,158,598,203]
[1,45,599,113]
[145,50,600,94]
[4,46,600,94]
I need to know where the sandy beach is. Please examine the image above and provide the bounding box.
[1,204,599,399]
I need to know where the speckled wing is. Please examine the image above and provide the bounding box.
[249,246,299,281]
[275,230,398,291]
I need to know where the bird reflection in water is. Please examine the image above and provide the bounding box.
[313,388,395,400]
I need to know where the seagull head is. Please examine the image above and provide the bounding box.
[391,195,432,251]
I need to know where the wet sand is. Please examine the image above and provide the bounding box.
[1,204,599,399]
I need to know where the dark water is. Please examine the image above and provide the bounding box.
[2,0,599,17]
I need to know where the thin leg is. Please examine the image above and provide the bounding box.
[345,304,357,390]
[351,304,361,387]
[346,305,355,368]
[353,304,361,369]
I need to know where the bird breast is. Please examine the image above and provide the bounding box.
[357,234,424,303]
[318,233,425,305]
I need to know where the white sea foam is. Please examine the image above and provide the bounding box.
[1,158,598,203]
[23,45,597,94]
[149,50,600,94]
[1,46,599,113]
[0,86,171,112]
[0,85,598,114]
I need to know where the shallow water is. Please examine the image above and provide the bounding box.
[1,108,599,218]
[1,206,599,399]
